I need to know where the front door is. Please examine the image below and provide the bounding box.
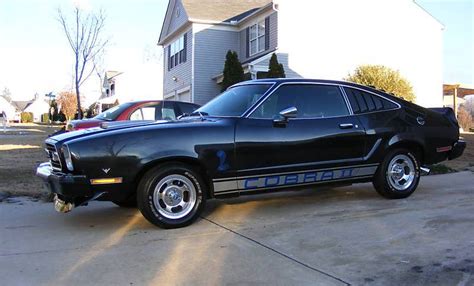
[234,83,370,193]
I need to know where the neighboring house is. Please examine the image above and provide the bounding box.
[0,97,16,121]
[158,0,444,107]
[96,71,123,113]
[23,94,50,122]
[11,100,33,122]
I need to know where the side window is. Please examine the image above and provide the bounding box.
[178,103,198,115]
[250,84,349,119]
[161,101,176,120]
[141,107,156,120]
[344,87,398,114]
[129,103,162,120]
[129,109,143,120]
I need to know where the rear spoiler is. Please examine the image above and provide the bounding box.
[428,107,459,128]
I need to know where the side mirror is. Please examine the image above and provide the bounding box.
[273,106,297,126]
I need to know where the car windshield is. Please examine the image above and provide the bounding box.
[94,102,135,121]
[194,84,272,117]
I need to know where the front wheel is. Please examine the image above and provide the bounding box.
[137,163,206,228]
[373,148,421,199]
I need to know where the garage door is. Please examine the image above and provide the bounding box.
[178,91,191,102]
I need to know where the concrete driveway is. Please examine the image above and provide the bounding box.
[1,171,473,286]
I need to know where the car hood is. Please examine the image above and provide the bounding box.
[50,117,221,144]
[70,118,103,125]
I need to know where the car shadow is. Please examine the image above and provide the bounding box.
[203,183,381,217]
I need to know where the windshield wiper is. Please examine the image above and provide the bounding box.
[177,111,209,120]
[189,111,209,120]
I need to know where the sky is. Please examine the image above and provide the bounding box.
[0,0,168,104]
[0,0,472,104]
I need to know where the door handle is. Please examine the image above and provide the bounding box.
[339,123,354,129]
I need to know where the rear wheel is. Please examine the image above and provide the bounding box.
[137,163,206,228]
[373,148,421,199]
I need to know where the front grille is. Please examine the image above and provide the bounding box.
[45,143,62,171]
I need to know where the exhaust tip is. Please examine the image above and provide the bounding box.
[420,166,431,175]
[54,195,74,213]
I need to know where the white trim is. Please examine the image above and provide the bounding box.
[164,92,175,99]
[159,23,192,46]
[177,85,190,95]
[192,22,238,33]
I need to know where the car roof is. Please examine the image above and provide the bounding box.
[235,78,401,102]
[127,100,199,106]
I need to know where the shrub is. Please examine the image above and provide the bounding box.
[221,50,244,91]
[457,107,472,131]
[20,112,33,123]
[41,113,50,123]
[345,65,416,102]
[267,53,286,78]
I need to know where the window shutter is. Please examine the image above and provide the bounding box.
[245,27,250,58]
[265,17,270,50]
[183,33,187,63]
[167,45,171,70]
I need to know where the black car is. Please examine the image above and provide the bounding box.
[36,79,466,228]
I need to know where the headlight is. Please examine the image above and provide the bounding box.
[61,145,74,171]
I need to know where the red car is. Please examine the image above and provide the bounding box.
[66,100,200,131]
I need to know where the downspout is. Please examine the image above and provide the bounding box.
[191,25,195,103]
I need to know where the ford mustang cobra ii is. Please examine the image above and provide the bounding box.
[36,79,466,228]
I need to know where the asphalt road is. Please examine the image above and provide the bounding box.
[1,171,473,286]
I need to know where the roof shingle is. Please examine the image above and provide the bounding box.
[181,0,271,23]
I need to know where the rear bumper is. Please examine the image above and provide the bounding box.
[449,139,466,160]
[36,162,94,200]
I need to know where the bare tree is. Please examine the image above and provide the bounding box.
[57,7,108,119]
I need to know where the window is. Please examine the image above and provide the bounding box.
[94,102,134,121]
[343,87,398,114]
[168,33,187,70]
[249,20,265,56]
[162,101,176,120]
[196,84,272,117]
[250,84,349,119]
[130,104,163,121]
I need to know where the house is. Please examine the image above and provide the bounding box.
[0,97,16,121]
[23,94,50,122]
[158,0,444,107]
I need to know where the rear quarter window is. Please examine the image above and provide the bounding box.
[343,87,398,114]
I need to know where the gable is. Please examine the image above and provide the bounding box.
[158,0,272,45]
[167,0,188,36]
[159,0,190,45]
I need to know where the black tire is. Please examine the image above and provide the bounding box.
[373,148,421,199]
[137,163,206,228]
[112,194,137,208]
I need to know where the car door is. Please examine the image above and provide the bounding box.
[234,83,369,192]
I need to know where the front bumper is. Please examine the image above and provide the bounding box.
[449,139,466,160]
[36,162,93,200]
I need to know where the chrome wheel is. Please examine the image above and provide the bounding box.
[386,154,416,191]
[153,174,197,219]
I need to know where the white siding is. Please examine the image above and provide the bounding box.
[277,0,444,107]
